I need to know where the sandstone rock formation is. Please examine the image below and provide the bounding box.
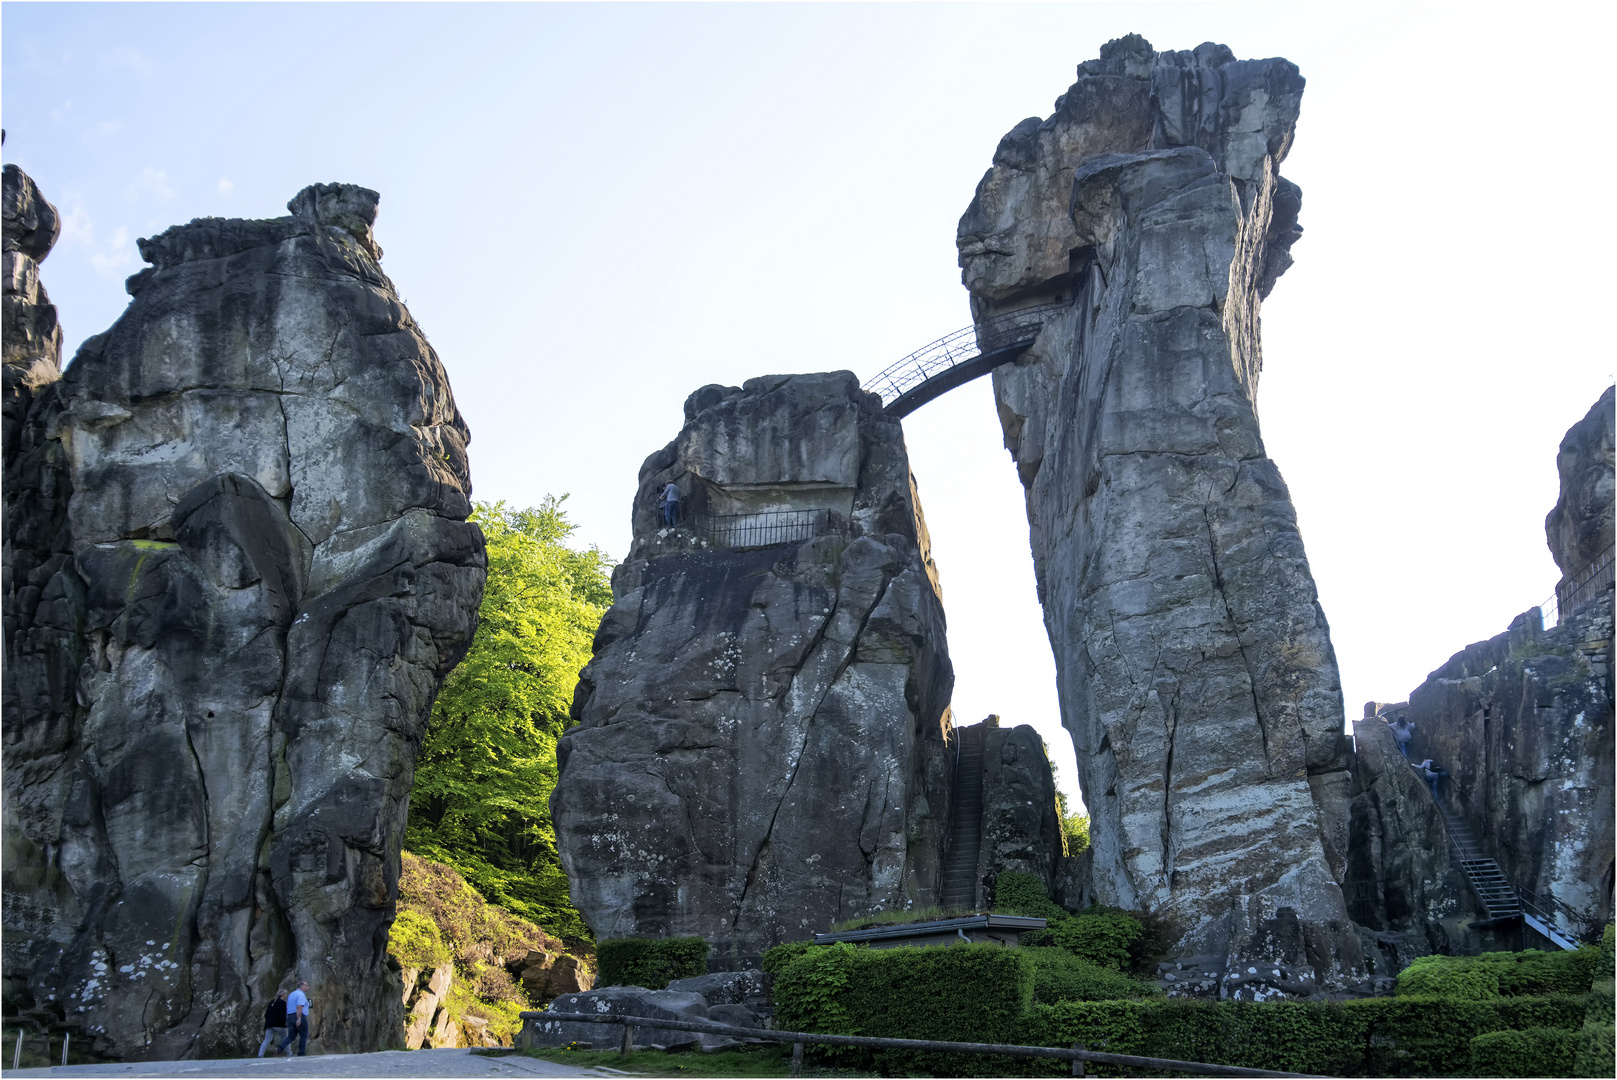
[1353,385,1614,949]
[522,988,739,1051]
[959,36,1362,995]
[553,372,953,956]
[975,720,1067,900]
[1,179,485,1058]
[1345,706,1468,973]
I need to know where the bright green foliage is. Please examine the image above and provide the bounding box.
[1469,1027,1581,1076]
[761,940,821,975]
[1023,948,1157,1004]
[1398,956,1502,1000]
[388,907,453,970]
[773,942,1037,1076]
[1049,910,1143,973]
[994,872,1065,920]
[406,498,612,942]
[596,937,710,990]
[391,851,586,1039]
[1049,762,1090,855]
[993,873,1148,974]
[1397,948,1600,999]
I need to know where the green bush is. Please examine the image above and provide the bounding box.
[1398,956,1502,1000]
[1023,948,1157,1004]
[595,937,709,990]
[1397,948,1601,999]
[1469,1026,1580,1076]
[1572,1021,1614,1077]
[773,942,1035,1076]
[1050,910,1144,973]
[761,939,820,974]
[994,871,1066,920]
[388,907,453,970]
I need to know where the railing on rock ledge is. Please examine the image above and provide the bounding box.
[690,509,841,550]
[1537,544,1615,628]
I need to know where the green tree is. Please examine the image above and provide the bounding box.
[1048,756,1092,855]
[406,498,612,943]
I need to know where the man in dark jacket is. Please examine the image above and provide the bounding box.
[257,990,288,1057]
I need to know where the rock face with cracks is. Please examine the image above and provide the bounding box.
[1,180,485,1059]
[553,372,953,956]
[960,36,1362,996]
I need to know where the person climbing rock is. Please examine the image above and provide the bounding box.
[1416,758,1444,799]
[257,989,288,1057]
[657,481,681,528]
[1390,715,1415,758]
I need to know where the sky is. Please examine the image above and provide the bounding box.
[4,1,1613,812]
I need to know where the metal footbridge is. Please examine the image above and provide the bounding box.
[862,303,1064,418]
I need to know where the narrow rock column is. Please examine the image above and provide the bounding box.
[959,36,1362,994]
[2,183,485,1057]
[554,372,954,955]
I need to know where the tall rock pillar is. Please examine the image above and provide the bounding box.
[554,372,954,956]
[959,36,1362,995]
[1,182,485,1058]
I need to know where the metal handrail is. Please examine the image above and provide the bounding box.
[1536,544,1614,628]
[1517,884,1590,943]
[690,509,840,550]
[861,304,1066,408]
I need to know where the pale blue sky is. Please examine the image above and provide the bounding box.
[5,2,1613,809]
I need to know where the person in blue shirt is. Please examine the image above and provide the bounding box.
[657,481,681,528]
[278,981,311,1056]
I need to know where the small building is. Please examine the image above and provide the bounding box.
[812,914,1046,949]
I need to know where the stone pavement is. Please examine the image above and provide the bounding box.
[1,1048,623,1079]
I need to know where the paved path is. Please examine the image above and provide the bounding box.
[1,1048,623,1079]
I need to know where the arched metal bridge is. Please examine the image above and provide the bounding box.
[862,303,1065,418]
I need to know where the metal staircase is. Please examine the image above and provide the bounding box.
[1433,801,1523,923]
[940,727,985,909]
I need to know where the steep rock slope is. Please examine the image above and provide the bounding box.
[959,36,1361,995]
[553,372,953,955]
[1394,387,1614,941]
[1,181,485,1058]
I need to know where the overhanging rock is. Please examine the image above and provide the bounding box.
[960,36,1363,996]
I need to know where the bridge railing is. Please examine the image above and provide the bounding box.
[862,303,1066,408]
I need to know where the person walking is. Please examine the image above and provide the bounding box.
[1390,716,1415,759]
[257,990,288,1057]
[657,481,680,528]
[277,980,311,1057]
[1416,758,1444,799]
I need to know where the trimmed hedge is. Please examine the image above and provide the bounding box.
[995,871,1152,974]
[1396,947,1600,999]
[1021,995,1589,1077]
[1469,1026,1580,1076]
[1025,948,1158,1004]
[1572,925,1615,1076]
[595,936,708,990]
[773,942,1037,1076]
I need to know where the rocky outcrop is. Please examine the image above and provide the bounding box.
[1546,386,1615,591]
[521,988,743,1051]
[1344,707,1470,972]
[553,372,954,956]
[960,36,1361,996]
[1360,385,1615,947]
[976,720,1067,899]
[1,181,485,1058]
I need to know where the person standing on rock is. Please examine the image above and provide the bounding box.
[257,989,289,1057]
[277,981,310,1057]
[658,481,681,528]
[1416,759,1444,799]
[1390,716,1415,758]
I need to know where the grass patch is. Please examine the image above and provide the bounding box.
[828,906,979,932]
[487,1044,876,1076]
